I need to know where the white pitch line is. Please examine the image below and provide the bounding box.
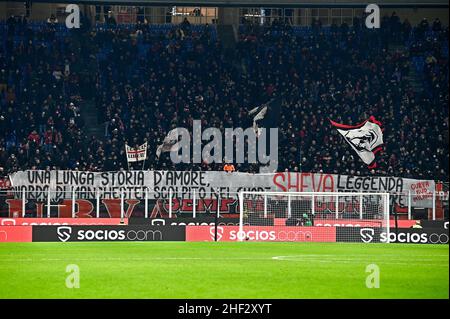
[271,255,449,260]
[0,257,274,262]
[271,255,449,265]
[0,255,447,265]
[271,254,448,259]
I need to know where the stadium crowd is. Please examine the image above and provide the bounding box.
[0,14,448,181]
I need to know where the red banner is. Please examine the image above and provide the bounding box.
[0,218,127,226]
[0,226,32,242]
[186,225,337,242]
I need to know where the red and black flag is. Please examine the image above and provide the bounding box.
[330,116,384,169]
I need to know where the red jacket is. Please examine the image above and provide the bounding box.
[28,132,40,144]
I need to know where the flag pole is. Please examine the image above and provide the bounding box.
[125,144,130,171]
[141,142,147,170]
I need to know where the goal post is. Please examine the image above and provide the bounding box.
[238,191,390,243]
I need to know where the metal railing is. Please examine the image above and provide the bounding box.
[0,188,448,220]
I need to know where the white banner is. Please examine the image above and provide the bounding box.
[8,170,436,208]
[125,143,147,162]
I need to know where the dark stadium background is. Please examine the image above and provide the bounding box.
[0,0,448,304]
[0,0,448,182]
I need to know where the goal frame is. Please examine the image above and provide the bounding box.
[238,191,390,242]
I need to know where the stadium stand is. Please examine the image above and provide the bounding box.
[0,15,448,181]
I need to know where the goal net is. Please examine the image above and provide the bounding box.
[238,191,390,243]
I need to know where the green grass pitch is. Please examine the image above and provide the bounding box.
[0,242,448,299]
